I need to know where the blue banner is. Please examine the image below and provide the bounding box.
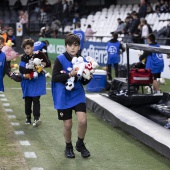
[81,41,108,66]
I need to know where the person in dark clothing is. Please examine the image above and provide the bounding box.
[138,0,147,18]
[72,13,80,29]
[6,27,16,48]
[115,18,124,34]
[51,33,91,159]
[52,0,63,21]
[19,38,51,127]
[132,24,143,43]
[155,0,161,13]
[122,16,131,34]
[107,32,125,80]
[139,33,164,94]
[129,13,140,35]
[13,0,23,13]
[158,19,170,45]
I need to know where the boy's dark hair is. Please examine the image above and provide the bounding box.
[112,32,118,40]
[21,38,34,48]
[76,22,81,28]
[0,36,5,43]
[7,27,14,32]
[65,33,80,46]
[147,33,155,42]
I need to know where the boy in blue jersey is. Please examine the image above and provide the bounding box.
[107,32,125,80]
[52,33,91,159]
[73,22,85,56]
[139,33,164,94]
[0,36,12,92]
[19,38,51,127]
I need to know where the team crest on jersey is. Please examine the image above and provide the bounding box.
[60,112,64,117]
[75,33,82,40]
[156,53,163,59]
[108,46,117,54]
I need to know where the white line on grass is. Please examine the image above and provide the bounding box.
[19,140,31,146]
[14,131,25,135]
[24,152,37,158]
[0,94,5,97]
[5,108,13,112]
[31,168,44,170]
[8,115,16,119]
[11,122,20,126]
[1,98,7,101]
[3,103,10,106]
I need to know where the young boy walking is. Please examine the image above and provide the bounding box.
[0,36,11,91]
[51,33,91,158]
[19,38,51,127]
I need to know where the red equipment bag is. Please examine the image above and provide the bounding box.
[129,68,153,85]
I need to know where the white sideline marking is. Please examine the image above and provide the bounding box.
[3,103,10,106]
[20,140,31,146]
[1,98,7,101]
[5,108,13,112]
[31,168,44,170]
[0,94,5,97]
[11,122,20,126]
[8,115,16,119]
[14,131,25,135]
[24,152,37,158]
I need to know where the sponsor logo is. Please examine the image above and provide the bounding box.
[60,112,64,117]
[47,44,65,54]
[75,33,83,40]
[108,46,117,54]
[82,44,108,65]
[156,53,163,60]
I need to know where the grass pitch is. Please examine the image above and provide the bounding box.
[0,59,170,169]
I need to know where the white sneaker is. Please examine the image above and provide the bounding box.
[32,119,42,127]
[153,91,163,96]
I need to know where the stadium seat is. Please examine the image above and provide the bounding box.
[127,4,133,9]
[132,4,139,11]
[159,13,165,21]
[64,25,71,33]
[102,37,111,42]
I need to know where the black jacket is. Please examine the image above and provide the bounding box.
[52,52,91,85]
[19,51,51,74]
